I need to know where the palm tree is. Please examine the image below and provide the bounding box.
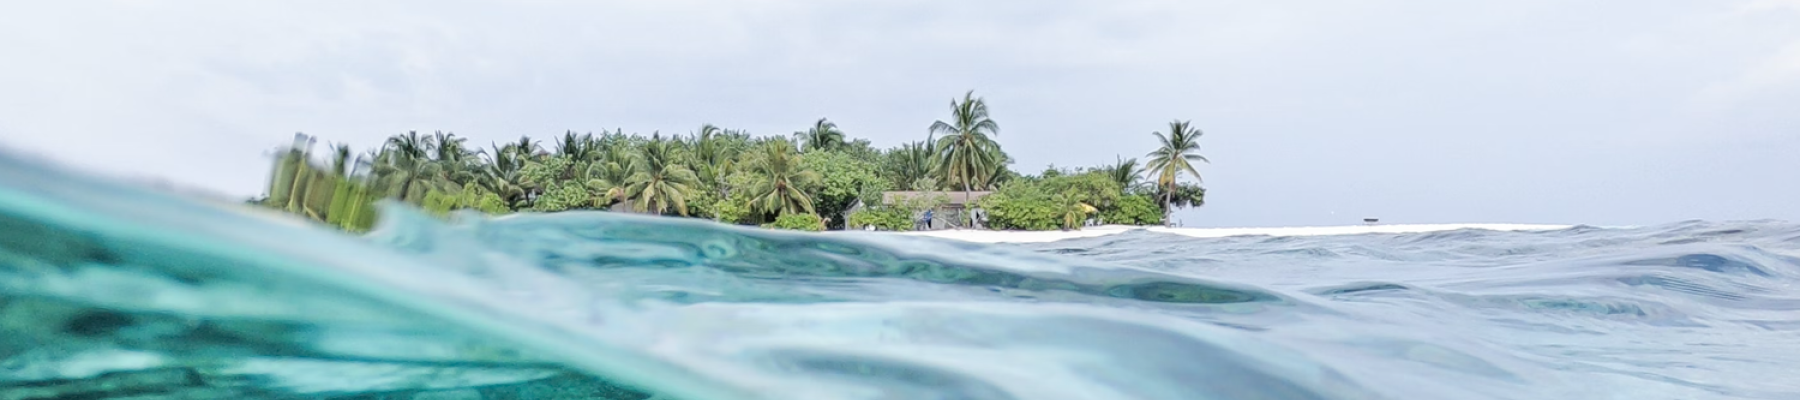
[510,136,546,159]
[319,143,355,223]
[336,150,380,231]
[746,139,821,216]
[692,124,740,198]
[623,137,699,215]
[929,90,1002,224]
[1143,120,1209,225]
[281,134,322,215]
[384,130,430,162]
[585,145,635,207]
[266,133,313,211]
[553,130,600,162]
[795,118,845,152]
[885,135,937,190]
[984,146,1015,188]
[1060,194,1099,230]
[1100,156,1142,190]
[328,143,354,178]
[480,141,531,208]
[427,131,479,186]
[375,131,445,203]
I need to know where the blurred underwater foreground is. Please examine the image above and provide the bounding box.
[1,154,1797,399]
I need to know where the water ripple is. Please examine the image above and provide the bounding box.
[2,153,1799,399]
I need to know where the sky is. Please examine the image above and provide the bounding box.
[1,0,1797,227]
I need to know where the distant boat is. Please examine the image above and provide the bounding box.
[1363,218,1380,225]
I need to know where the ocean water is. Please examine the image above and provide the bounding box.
[1,155,1797,400]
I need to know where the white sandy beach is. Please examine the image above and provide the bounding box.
[895,223,1574,243]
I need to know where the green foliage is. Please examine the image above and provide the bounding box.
[744,139,821,217]
[472,193,509,214]
[518,155,573,193]
[800,150,889,229]
[836,139,883,163]
[883,139,937,190]
[711,194,754,225]
[1144,120,1210,223]
[422,190,458,216]
[931,91,1004,192]
[1041,171,1121,208]
[763,213,824,231]
[255,94,1208,234]
[256,134,382,233]
[622,138,699,216]
[795,118,846,153]
[1166,182,1207,208]
[847,207,912,231]
[519,154,625,212]
[1101,194,1161,225]
[332,183,380,233]
[977,181,1063,230]
[423,185,513,217]
[1099,156,1142,191]
[976,173,1120,231]
[531,183,593,212]
[324,179,354,226]
[683,186,721,220]
[846,193,943,231]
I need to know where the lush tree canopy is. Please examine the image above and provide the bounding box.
[978,170,1123,230]
[763,212,825,231]
[255,92,1212,232]
[800,150,890,229]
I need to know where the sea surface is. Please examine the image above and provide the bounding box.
[1,154,1797,400]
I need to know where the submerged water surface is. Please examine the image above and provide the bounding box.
[1,154,1796,400]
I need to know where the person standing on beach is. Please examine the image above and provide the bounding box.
[923,209,935,230]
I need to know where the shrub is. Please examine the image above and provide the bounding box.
[1041,171,1121,208]
[977,172,1126,231]
[763,212,824,231]
[800,150,891,229]
[977,181,1064,231]
[530,183,593,212]
[423,186,513,217]
[1100,194,1161,225]
[711,191,754,225]
[848,206,913,231]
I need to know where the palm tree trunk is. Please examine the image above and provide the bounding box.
[962,179,976,229]
[326,179,351,225]
[341,185,363,230]
[268,153,296,206]
[285,161,309,213]
[1163,183,1174,227]
[398,177,416,203]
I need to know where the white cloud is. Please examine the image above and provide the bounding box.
[0,0,1796,225]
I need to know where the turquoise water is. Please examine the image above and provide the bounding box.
[1,154,1797,400]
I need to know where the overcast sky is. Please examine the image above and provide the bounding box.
[1,1,1796,227]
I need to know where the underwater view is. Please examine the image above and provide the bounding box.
[3,153,1798,400]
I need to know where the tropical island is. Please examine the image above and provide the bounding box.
[254,91,1209,233]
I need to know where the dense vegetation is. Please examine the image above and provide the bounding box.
[255,92,1209,232]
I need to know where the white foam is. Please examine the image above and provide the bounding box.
[894,223,1574,243]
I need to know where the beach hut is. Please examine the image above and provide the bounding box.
[844,191,992,230]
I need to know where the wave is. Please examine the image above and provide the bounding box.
[3,154,1800,399]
